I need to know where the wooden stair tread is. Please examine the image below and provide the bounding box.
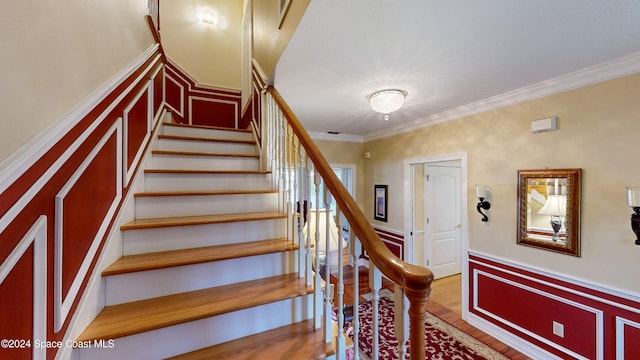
[164,122,252,133]
[120,211,286,230]
[158,134,255,144]
[133,189,278,197]
[152,150,259,158]
[144,169,269,174]
[103,238,296,276]
[166,319,334,360]
[77,273,312,342]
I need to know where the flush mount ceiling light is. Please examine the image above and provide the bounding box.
[368,89,406,121]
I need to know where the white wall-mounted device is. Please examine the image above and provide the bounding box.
[531,116,557,134]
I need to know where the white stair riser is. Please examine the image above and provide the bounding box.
[157,138,256,155]
[145,172,272,192]
[123,218,287,255]
[73,295,314,360]
[135,193,278,219]
[163,125,253,141]
[105,251,298,305]
[151,154,260,171]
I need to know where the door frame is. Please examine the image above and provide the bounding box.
[403,152,470,318]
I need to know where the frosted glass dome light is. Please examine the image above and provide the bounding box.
[369,89,406,120]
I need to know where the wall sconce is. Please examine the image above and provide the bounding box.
[626,187,640,245]
[196,7,219,25]
[475,185,491,222]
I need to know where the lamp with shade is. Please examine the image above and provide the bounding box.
[538,194,567,242]
[303,208,348,278]
[626,187,640,245]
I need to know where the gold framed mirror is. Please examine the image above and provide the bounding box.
[517,168,582,256]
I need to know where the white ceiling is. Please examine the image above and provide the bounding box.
[274,0,640,141]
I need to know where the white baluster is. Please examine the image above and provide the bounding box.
[369,264,382,360]
[304,159,313,287]
[313,172,322,329]
[323,186,333,344]
[334,207,346,359]
[352,235,360,360]
[394,287,409,360]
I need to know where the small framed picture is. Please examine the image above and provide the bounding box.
[374,185,388,222]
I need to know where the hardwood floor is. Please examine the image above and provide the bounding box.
[332,265,531,360]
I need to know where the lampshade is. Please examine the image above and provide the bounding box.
[626,187,640,207]
[537,195,567,216]
[303,208,347,253]
[369,89,406,116]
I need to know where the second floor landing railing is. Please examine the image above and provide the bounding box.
[262,86,434,359]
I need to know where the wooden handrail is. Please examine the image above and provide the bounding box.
[267,86,434,359]
[145,15,167,63]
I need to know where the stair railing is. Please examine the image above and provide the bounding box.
[262,86,434,359]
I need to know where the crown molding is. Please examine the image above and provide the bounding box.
[309,131,363,143]
[364,51,640,142]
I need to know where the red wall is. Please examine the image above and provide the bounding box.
[0,47,164,359]
[470,253,640,359]
[164,61,242,129]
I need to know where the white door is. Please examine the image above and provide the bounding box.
[425,164,461,279]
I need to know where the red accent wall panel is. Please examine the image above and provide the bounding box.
[60,135,118,297]
[0,47,163,359]
[362,227,404,261]
[476,271,598,359]
[165,74,183,119]
[126,90,149,168]
[469,253,640,360]
[164,62,241,129]
[622,322,640,358]
[191,98,237,128]
[153,66,164,117]
[0,249,33,359]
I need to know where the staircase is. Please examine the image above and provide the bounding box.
[75,122,332,359]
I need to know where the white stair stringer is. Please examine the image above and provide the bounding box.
[134,191,278,219]
[105,250,298,305]
[74,294,314,360]
[122,217,287,255]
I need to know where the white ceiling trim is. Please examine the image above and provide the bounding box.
[364,51,640,142]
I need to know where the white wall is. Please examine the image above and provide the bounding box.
[0,0,153,165]
[160,0,243,89]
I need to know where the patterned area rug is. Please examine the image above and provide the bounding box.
[349,290,508,360]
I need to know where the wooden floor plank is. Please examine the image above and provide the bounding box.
[103,238,296,276]
[77,274,312,342]
[120,211,286,230]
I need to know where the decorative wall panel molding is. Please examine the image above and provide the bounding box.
[54,121,122,332]
[469,252,640,359]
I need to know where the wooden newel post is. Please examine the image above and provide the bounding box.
[407,287,430,359]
